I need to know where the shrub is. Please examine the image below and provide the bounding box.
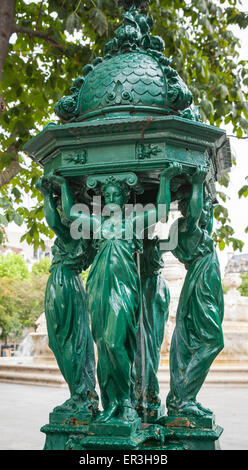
[238,273,248,297]
[0,252,29,280]
[32,257,51,276]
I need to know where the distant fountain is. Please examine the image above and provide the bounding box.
[16,333,34,357]
[30,313,56,363]
[16,313,55,364]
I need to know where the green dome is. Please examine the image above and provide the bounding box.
[77,51,166,119]
[54,7,199,122]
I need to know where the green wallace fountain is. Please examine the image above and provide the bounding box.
[24,0,232,451]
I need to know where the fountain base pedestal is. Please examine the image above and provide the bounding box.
[41,411,222,450]
[41,409,92,450]
[158,413,223,450]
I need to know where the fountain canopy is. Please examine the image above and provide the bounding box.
[23,0,232,204]
[53,9,194,123]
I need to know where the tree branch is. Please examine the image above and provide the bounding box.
[0,159,22,188]
[0,0,17,114]
[36,1,44,31]
[0,139,22,188]
[0,96,6,113]
[12,25,66,52]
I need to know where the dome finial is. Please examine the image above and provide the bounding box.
[118,0,150,12]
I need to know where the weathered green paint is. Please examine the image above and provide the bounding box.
[135,236,170,422]
[36,178,99,419]
[23,116,229,171]
[41,420,223,451]
[165,172,224,418]
[53,7,194,123]
[46,165,180,426]
[24,0,230,451]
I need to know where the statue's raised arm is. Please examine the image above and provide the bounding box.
[36,176,71,242]
[184,165,209,232]
[48,174,100,237]
[133,162,183,238]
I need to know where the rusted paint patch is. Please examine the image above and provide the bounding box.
[140,117,155,141]
[166,417,192,428]
[69,417,85,427]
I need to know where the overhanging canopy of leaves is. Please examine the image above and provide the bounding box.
[0,0,247,251]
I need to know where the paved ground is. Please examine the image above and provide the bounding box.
[0,382,247,450]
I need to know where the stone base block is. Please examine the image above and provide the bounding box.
[49,410,92,427]
[159,412,215,430]
[89,417,141,437]
[41,411,223,450]
[157,412,223,450]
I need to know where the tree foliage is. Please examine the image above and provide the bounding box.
[0,251,48,340]
[0,275,48,341]
[0,252,30,279]
[0,0,247,251]
[32,256,51,275]
[238,272,248,297]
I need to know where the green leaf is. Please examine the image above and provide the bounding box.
[26,64,33,77]
[0,198,12,210]
[65,13,82,33]
[13,213,23,226]
[238,185,248,198]
[219,240,225,251]
[236,128,243,138]
[0,215,8,225]
[90,8,108,36]
[11,188,21,199]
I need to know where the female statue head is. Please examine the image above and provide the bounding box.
[101,176,131,210]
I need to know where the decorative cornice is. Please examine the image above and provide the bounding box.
[86,172,138,189]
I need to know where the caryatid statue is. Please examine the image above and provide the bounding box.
[36,177,99,417]
[49,163,182,425]
[165,166,224,417]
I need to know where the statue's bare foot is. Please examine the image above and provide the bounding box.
[168,401,207,418]
[53,397,97,415]
[177,401,207,417]
[95,402,119,423]
[195,401,213,415]
[119,400,139,423]
[53,398,75,413]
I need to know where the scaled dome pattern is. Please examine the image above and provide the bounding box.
[79,52,166,115]
[54,6,199,122]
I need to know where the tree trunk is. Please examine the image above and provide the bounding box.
[0,0,16,113]
[0,159,21,188]
[0,138,22,188]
